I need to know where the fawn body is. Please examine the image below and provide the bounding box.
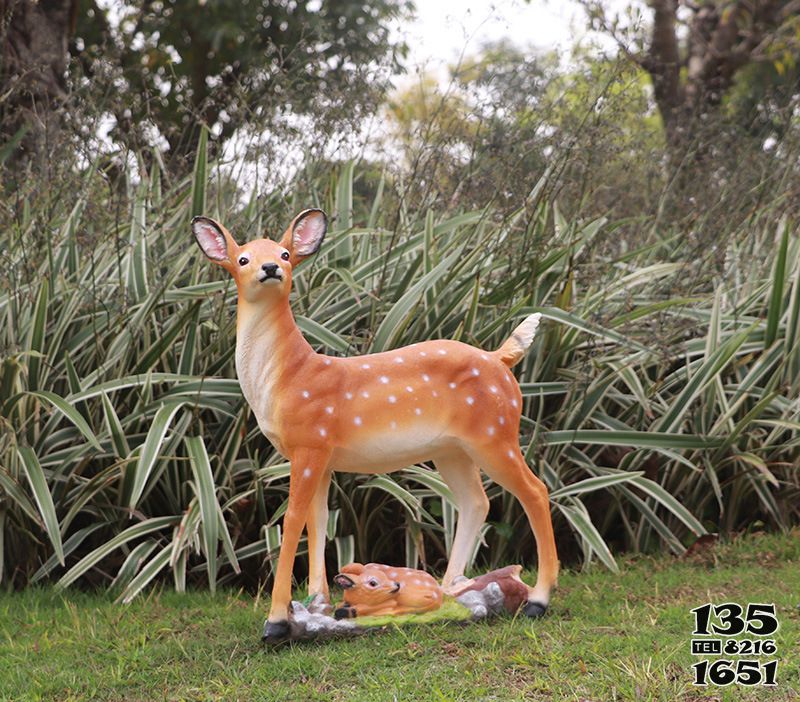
[192,209,559,642]
[333,563,443,618]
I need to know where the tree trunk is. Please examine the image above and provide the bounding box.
[642,0,787,161]
[0,0,76,169]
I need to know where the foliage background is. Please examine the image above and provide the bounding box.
[0,0,799,600]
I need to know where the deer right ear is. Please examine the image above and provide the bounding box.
[192,216,237,265]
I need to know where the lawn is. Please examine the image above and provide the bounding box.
[1,530,797,702]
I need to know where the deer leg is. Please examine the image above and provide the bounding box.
[305,468,332,602]
[434,449,489,589]
[465,443,558,617]
[263,447,331,642]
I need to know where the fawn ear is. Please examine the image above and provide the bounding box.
[192,216,238,268]
[339,562,365,576]
[334,574,356,589]
[279,209,327,265]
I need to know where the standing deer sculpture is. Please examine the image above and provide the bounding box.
[191,209,559,641]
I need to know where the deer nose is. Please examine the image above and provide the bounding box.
[262,263,279,275]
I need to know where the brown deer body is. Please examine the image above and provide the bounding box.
[191,210,559,642]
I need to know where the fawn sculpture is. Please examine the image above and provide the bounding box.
[192,209,559,642]
[333,563,443,618]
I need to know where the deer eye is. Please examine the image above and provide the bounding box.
[367,578,379,588]
[281,251,290,261]
[238,255,249,266]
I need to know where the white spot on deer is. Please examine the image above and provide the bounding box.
[361,363,371,370]
[345,392,353,400]
[394,356,404,364]
[507,449,515,459]
[489,385,498,394]
[406,385,413,393]
[388,395,397,403]
[466,396,475,405]
[432,390,439,398]
[326,406,334,415]
[415,408,422,416]
[361,391,370,398]
[511,398,518,408]
[471,368,480,376]
[379,376,389,384]
[319,428,327,437]
[413,579,422,586]
[449,382,457,389]
[419,351,427,357]
[302,390,310,399]
[389,571,398,578]
[390,421,397,430]
[438,349,447,355]
[422,374,430,382]
[323,358,332,366]
[487,426,495,436]
[480,353,489,360]
[498,416,505,425]
[354,416,362,426]
[303,468,312,479]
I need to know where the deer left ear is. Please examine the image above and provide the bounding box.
[279,209,327,265]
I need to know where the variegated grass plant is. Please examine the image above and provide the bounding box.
[0,133,798,601]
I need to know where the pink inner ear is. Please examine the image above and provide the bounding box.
[293,211,326,256]
[193,221,228,261]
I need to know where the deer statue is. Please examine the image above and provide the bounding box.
[333,563,443,618]
[191,209,559,642]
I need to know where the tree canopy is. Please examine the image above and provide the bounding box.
[1,0,412,170]
[581,0,800,153]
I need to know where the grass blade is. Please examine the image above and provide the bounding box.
[128,400,187,510]
[186,436,220,592]
[56,516,178,590]
[17,447,65,566]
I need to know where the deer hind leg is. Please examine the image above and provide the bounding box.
[465,443,559,617]
[435,449,490,589]
[263,447,331,642]
[305,468,332,602]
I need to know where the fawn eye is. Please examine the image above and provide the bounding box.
[367,579,378,588]
[281,251,290,261]
[238,256,249,266]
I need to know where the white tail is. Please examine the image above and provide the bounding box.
[192,211,559,641]
[494,313,542,368]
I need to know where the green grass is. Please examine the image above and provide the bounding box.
[1,530,797,701]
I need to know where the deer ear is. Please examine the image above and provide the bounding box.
[334,574,356,589]
[279,209,327,265]
[340,562,365,576]
[192,216,238,266]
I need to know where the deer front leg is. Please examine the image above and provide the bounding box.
[306,468,332,602]
[263,447,331,642]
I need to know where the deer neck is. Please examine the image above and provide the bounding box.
[234,295,313,439]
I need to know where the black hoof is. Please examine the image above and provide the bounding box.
[334,606,356,620]
[522,601,548,618]
[262,619,290,642]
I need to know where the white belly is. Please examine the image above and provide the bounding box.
[330,425,455,473]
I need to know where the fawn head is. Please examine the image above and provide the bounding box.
[334,563,401,605]
[191,209,327,304]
